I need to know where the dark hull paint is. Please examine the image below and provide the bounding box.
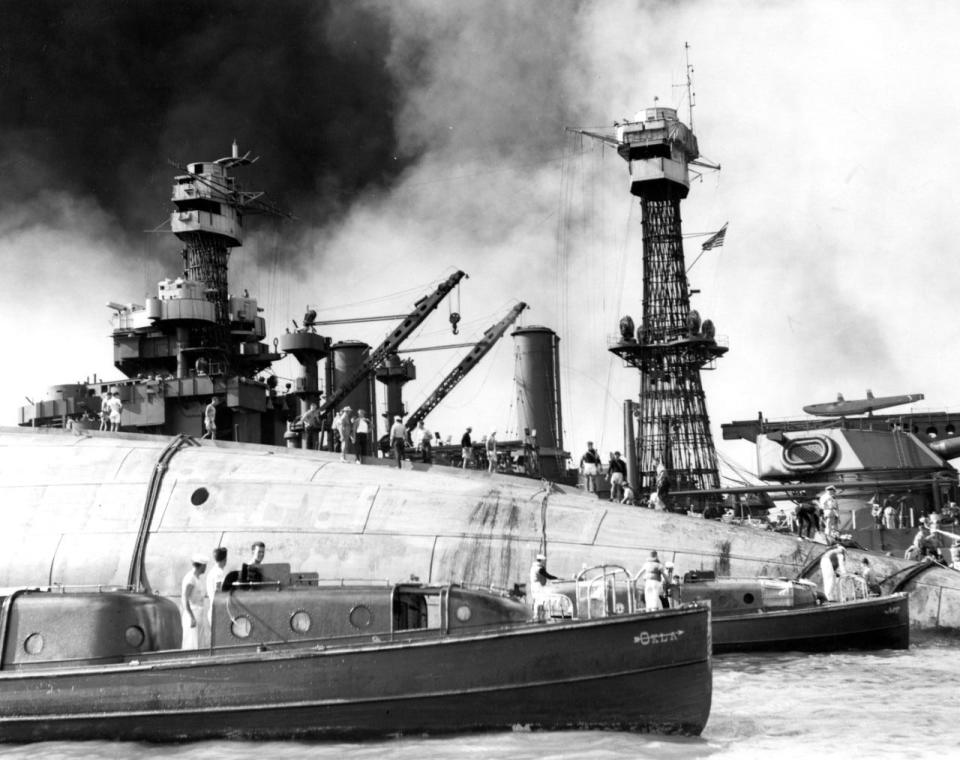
[711,593,909,654]
[0,607,712,742]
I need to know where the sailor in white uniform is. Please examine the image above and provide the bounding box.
[529,553,558,621]
[638,551,665,611]
[819,544,846,602]
[180,555,207,649]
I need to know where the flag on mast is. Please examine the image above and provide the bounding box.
[701,222,728,251]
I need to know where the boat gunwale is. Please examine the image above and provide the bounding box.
[0,603,711,680]
[704,591,909,622]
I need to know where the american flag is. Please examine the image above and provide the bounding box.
[701,222,728,251]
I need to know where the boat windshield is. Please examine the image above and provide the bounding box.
[759,579,797,608]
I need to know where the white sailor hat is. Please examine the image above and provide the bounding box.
[535,553,546,561]
[192,554,208,565]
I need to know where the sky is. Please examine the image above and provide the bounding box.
[2,0,959,478]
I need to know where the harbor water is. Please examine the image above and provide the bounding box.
[1,635,955,760]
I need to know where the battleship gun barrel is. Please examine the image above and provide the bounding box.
[927,437,960,460]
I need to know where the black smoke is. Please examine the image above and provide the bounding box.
[0,0,413,261]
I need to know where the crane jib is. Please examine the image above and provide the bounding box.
[317,271,468,416]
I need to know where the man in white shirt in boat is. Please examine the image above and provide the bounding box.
[819,544,847,602]
[637,551,665,611]
[661,561,680,608]
[529,553,558,621]
[204,546,228,644]
[181,554,207,649]
[243,541,266,584]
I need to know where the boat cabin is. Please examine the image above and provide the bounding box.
[679,571,821,616]
[0,566,531,671]
[211,563,530,647]
[541,565,824,621]
[0,589,181,670]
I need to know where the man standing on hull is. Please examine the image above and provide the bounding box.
[201,397,218,440]
[389,415,407,469]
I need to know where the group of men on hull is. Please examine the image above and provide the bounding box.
[795,485,960,565]
[579,442,670,509]
[290,400,522,473]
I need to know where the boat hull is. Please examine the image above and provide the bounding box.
[0,606,711,742]
[711,593,910,654]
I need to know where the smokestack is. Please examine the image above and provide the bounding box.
[513,325,564,479]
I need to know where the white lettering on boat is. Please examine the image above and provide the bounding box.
[634,629,684,645]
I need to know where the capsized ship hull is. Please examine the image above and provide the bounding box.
[2,427,959,632]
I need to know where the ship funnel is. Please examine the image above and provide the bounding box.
[512,325,564,479]
[232,140,239,158]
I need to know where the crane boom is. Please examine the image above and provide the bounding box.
[405,301,528,430]
[318,271,468,416]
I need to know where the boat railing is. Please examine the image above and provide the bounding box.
[837,573,870,602]
[0,584,137,595]
[543,593,575,619]
[455,581,526,600]
[572,565,635,619]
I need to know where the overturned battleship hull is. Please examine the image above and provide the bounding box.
[2,427,959,632]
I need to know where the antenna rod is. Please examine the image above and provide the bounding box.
[685,41,695,133]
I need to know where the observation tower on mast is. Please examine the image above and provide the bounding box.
[572,72,726,499]
[170,141,288,373]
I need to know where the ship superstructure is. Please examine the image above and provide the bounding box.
[575,103,726,499]
[112,144,283,382]
[19,144,291,443]
[16,148,545,457]
[721,394,960,552]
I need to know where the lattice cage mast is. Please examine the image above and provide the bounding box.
[604,106,727,496]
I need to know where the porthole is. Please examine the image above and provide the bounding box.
[349,605,372,629]
[125,625,145,648]
[456,604,472,622]
[926,426,938,440]
[23,633,44,655]
[742,593,755,605]
[231,616,252,639]
[290,610,312,634]
[190,487,210,506]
